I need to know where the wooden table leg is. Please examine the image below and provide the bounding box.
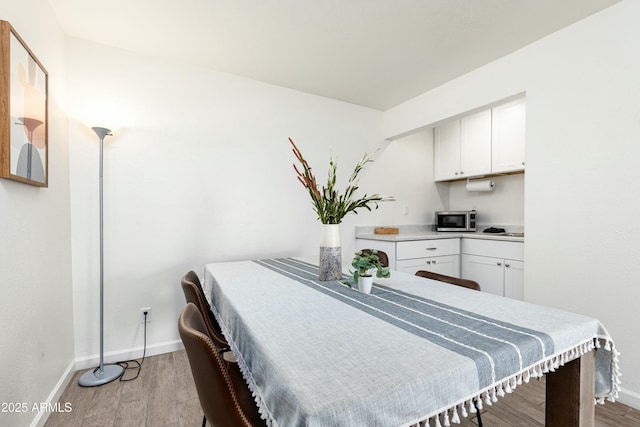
[545,350,595,426]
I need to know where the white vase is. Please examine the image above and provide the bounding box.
[358,275,373,294]
[319,224,342,281]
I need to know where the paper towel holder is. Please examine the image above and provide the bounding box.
[466,178,495,192]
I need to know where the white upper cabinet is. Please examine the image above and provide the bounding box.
[460,109,492,178]
[492,98,526,173]
[433,97,526,182]
[434,119,461,181]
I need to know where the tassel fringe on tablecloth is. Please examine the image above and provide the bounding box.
[210,303,279,427]
[402,337,621,427]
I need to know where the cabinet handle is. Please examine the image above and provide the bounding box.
[505,264,511,268]
[455,172,459,176]
[460,171,464,175]
[432,260,436,264]
[426,260,431,265]
[497,262,502,266]
[426,247,437,251]
[521,161,525,166]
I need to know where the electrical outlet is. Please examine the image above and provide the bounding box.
[140,307,151,323]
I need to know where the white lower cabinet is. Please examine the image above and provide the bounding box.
[503,259,524,300]
[396,239,460,277]
[461,255,524,299]
[356,238,460,277]
[356,236,524,298]
[461,239,524,300]
[396,255,459,276]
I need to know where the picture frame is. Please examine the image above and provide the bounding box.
[0,20,48,187]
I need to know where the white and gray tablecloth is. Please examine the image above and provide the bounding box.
[203,258,620,427]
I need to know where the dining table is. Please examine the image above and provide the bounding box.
[203,257,620,427]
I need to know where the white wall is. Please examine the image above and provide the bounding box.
[0,1,75,427]
[384,0,640,407]
[64,37,395,366]
[353,129,447,227]
[449,174,524,229]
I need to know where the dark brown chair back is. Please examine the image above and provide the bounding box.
[414,270,483,425]
[359,249,389,268]
[179,303,266,427]
[181,271,228,348]
[415,270,481,291]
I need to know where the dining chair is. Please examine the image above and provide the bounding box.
[181,271,230,348]
[414,270,481,291]
[359,249,389,268]
[415,269,483,426]
[179,302,267,427]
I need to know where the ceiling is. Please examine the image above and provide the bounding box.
[49,0,619,110]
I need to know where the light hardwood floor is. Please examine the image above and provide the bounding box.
[45,350,639,427]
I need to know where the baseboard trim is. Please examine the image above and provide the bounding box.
[74,339,184,371]
[30,360,76,427]
[618,387,640,410]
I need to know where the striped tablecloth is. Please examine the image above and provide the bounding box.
[204,258,619,427]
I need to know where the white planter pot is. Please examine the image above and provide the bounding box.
[358,275,373,294]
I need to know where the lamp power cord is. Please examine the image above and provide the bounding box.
[116,310,148,381]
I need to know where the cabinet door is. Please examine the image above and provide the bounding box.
[434,119,461,181]
[428,255,459,277]
[461,254,503,296]
[460,109,492,178]
[396,255,459,277]
[396,258,433,275]
[504,259,524,300]
[492,98,526,173]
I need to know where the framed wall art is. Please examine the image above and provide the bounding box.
[0,20,48,187]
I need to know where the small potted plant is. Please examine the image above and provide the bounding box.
[350,250,391,294]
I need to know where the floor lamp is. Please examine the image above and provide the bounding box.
[79,127,124,387]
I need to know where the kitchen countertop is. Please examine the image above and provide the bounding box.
[355,225,524,243]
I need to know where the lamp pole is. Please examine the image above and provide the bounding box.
[79,127,124,387]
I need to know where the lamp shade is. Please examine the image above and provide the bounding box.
[92,127,112,140]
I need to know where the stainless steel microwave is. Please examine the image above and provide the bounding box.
[436,210,476,232]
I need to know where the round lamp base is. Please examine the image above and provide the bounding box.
[79,364,124,387]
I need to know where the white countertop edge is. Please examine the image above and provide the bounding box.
[355,224,524,242]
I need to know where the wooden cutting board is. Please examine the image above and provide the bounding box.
[374,227,399,235]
